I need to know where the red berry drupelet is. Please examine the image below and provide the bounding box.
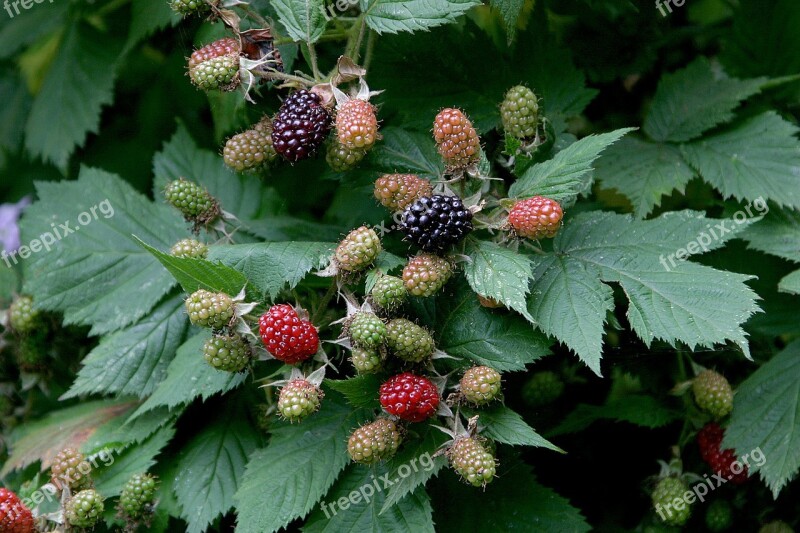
[379,372,439,422]
[433,108,480,169]
[400,195,473,253]
[697,423,749,484]
[336,99,379,150]
[271,89,332,162]
[508,196,563,240]
[0,488,34,533]
[188,38,241,92]
[374,174,433,212]
[259,304,319,364]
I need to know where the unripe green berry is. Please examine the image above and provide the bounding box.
[348,418,402,464]
[350,347,382,374]
[278,380,323,422]
[460,366,501,405]
[170,238,208,259]
[66,489,104,528]
[8,295,39,333]
[522,371,564,407]
[119,473,158,519]
[335,226,382,273]
[348,312,387,349]
[500,85,539,140]
[371,275,408,311]
[447,437,496,487]
[185,289,234,329]
[203,334,251,372]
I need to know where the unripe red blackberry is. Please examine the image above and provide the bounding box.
[508,196,563,240]
[119,473,158,519]
[350,347,382,374]
[374,174,433,212]
[8,295,39,334]
[164,178,220,224]
[447,437,496,487]
[379,372,439,422]
[188,38,241,91]
[334,226,382,273]
[66,489,104,528]
[433,108,480,169]
[460,366,501,405]
[278,379,323,422]
[400,195,473,253]
[347,418,402,464]
[185,289,234,329]
[402,253,452,297]
[223,127,277,172]
[385,318,435,362]
[51,447,92,491]
[652,477,691,526]
[692,370,734,419]
[271,89,332,162]
[370,275,408,311]
[203,334,251,372]
[336,99,379,150]
[326,140,367,172]
[170,238,208,259]
[0,488,34,533]
[348,312,387,350]
[500,85,540,140]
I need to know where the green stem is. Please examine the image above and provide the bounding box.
[259,69,316,87]
[311,281,338,326]
[363,29,377,70]
[307,43,322,81]
[351,19,367,62]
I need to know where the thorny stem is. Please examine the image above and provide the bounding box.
[363,29,377,71]
[260,69,317,87]
[351,18,367,62]
[307,43,323,81]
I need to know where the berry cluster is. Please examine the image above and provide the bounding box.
[188,37,241,92]
[460,366,502,405]
[203,334,252,372]
[693,369,734,419]
[698,423,749,485]
[447,437,496,487]
[223,122,278,172]
[259,304,319,364]
[433,108,480,169]
[334,226,382,273]
[170,238,208,259]
[400,195,473,253]
[500,85,540,140]
[0,488,34,533]
[66,489,104,528]
[8,295,39,334]
[652,476,692,526]
[185,289,234,329]
[335,99,379,150]
[118,473,158,519]
[370,275,407,311]
[402,253,453,297]
[374,174,433,212]
[347,418,402,464]
[508,196,563,240]
[379,372,439,422]
[164,178,221,226]
[278,379,323,422]
[271,90,332,162]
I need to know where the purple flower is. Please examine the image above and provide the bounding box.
[0,196,31,253]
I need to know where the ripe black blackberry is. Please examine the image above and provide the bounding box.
[400,195,473,253]
[271,90,332,162]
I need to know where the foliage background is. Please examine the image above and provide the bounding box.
[0,0,798,531]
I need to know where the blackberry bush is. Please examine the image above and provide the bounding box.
[5,2,800,532]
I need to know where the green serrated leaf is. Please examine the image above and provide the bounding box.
[643,57,766,143]
[174,408,261,533]
[2,400,135,476]
[62,295,189,399]
[508,128,634,205]
[528,211,761,375]
[681,112,800,210]
[24,21,123,167]
[724,340,800,497]
[207,241,334,300]
[326,375,382,410]
[83,407,176,455]
[464,404,562,452]
[739,206,800,263]
[137,238,250,298]
[271,0,327,43]
[304,464,435,532]
[0,0,68,60]
[93,425,175,497]
[463,240,535,323]
[490,0,525,44]
[779,269,800,295]
[235,395,368,533]
[380,424,448,514]
[126,0,179,52]
[594,137,696,218]
[132,332,247,418]
[360,0,479,34]
[548,395,682,437]
[431,279,550,371]
[368,128,444,179]
[20,167,185,335]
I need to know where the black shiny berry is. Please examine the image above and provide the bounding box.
[399,195,473,253]
[271,90,332,162]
